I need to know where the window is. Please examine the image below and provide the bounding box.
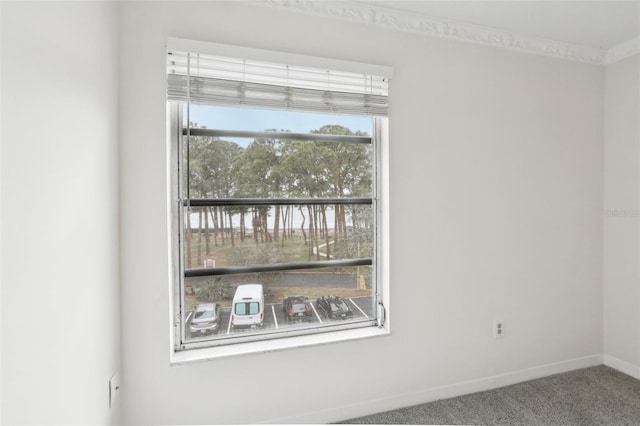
[167,38,391,353]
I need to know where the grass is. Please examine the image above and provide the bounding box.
[183,229,374,269]
[184,232,318,269]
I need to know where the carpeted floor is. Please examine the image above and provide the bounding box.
[340,366,640,425]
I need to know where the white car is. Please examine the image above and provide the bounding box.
[231,284,264,329]
[189,303,221,335]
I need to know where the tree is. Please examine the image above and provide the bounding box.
[280,139,329,258]
[235,132,287,243]
[183,123,373,268]
[185,134,242,267]
[312,125,372,245]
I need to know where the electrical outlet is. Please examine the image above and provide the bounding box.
[493,320,505,339]
[109,371,120,408]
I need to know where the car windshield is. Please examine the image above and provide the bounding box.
[329,298,347,311]
[194,309,214,320]
[292,303,307,311]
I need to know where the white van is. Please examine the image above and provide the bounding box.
[231,284,264,329]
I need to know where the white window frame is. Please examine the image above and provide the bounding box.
[167,39,391,362]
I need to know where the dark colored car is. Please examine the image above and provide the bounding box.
[283,296,313,322]
[316,295,353,320]
[189,303,221,336]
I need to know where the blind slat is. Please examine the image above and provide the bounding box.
[167,50,389,116]
[167,75,388,115]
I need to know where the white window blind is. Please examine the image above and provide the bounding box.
[167,48,389,116]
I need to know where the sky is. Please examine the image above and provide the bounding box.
[185,105,371,147]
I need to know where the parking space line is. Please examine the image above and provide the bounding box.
[226,310,233,334]
[310,302,323,323]
[271,305,279,329]
[349,298,368,318]
[185,312,192,323]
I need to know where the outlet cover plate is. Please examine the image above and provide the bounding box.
[494,320,505,339]
[109,371,120,408]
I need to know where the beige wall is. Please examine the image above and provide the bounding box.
[5,1,631,424]
[1,1,121,424]
[603,55,640,376]
[119,2,604,424]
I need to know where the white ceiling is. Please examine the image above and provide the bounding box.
[362,0,639,49]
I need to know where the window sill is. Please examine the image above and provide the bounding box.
[170,326,390,365]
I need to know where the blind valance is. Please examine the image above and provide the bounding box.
[166,47,389,116]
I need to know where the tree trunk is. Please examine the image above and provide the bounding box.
[273,205,280,243]
[335,205,340,242]
[252,210,260,244]
[197,209,203,267]
[211,206,219,247]
[308,205,320,261]
[281,206,288,248]
[307,205,314,260]
[322,206,330,259]
[218,207,226,245]
[261,209,271,243]
[300,208,307,246]
[314,206,320,261]
[228,211,235,247]
[240,212,245,243]
[204,207,210,255]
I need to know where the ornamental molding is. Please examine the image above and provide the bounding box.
[606,37,640,65]
[247,0,639,66]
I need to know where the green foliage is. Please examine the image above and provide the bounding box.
[263,287,274,300]
[196,277,235,302]
[229,243,285,266]
[229,244,285,285]
[188,136,242,198]
[187,125,372,201]
[195,277,274,303]
[333,228,373,259]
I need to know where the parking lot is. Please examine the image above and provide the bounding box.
[186,295,375,339]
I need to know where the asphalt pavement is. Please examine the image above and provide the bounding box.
[186,295,374,340]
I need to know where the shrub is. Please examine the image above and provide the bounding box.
[263,287,274,300]
[196,277,235,302]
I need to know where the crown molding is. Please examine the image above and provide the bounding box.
[249,0,616,65]
[606,36,640,65]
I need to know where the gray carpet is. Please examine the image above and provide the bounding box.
[340,366,640,425]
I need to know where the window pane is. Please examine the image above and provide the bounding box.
[185,135,373,199]
[234,303,246,315]
[183,266,374,341]
[175,102,382,347]
[182,204,373,270]
[184,105,372,138]
[249,302,259,315]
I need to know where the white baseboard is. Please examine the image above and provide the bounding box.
[604,354,640,379]
[266,354,603,424]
